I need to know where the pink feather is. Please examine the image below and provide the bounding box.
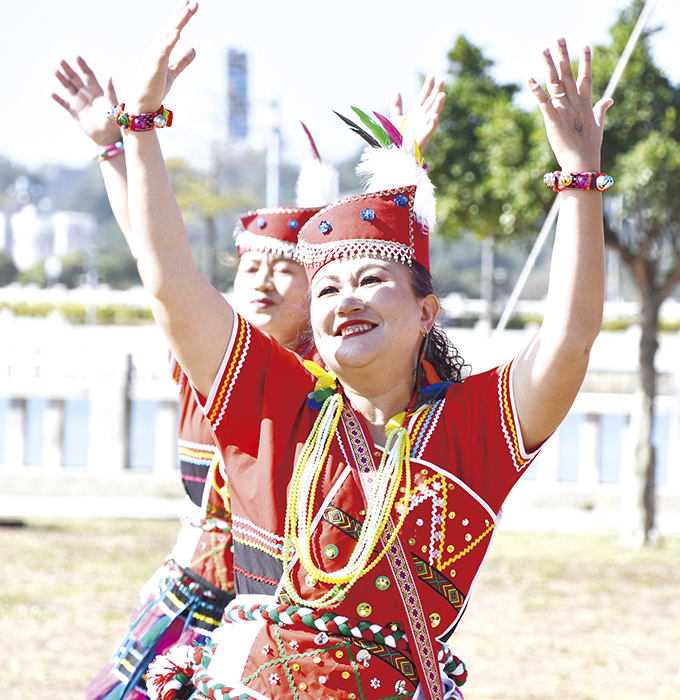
[299,120,321,161]
[373,111,403,148]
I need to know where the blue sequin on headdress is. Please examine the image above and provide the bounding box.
[287,219,300,230]
[394,195,408,208]
[257,218,267,228]
[319,221,332,234]
[361,208,375,221]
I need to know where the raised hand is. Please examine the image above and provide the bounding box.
[127,0,198,114]
[528,39,613,173]
[390,73,446,152]
[52,57,121,146]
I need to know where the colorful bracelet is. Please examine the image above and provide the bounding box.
[93,140,124,163]
[107,103,173,131]
[543,171,614,192]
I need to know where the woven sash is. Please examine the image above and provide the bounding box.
[339,407,444,700]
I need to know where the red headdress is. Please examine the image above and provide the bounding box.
[297,108,435,279]
[233,123,339,259]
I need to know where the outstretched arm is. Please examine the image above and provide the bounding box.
[123,0,233,398]
[513,39,613,451]
[390,73,446,152]
[52,58,133,252]
[52,47,197,260]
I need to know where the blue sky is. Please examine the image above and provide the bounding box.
[2,0,678,171]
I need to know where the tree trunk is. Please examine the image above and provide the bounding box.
[621,294,660,547]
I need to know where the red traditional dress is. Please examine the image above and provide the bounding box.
[85,357,235,700]
[86,197,326,700]
[159,310,539,700]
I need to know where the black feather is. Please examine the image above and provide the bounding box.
[332,110,380,148]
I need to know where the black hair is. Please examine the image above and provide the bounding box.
[406,261,468,385]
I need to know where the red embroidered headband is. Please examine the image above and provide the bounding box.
[297,184,430,278]
[234,207,323,259]
[297,108,436,279]
[234,122,338,259]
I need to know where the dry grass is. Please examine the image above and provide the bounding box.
[1,518,679,700]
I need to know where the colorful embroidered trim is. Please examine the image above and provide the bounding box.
[233,229,297,260]
[207,316,251,429]
[232,564,281,589]
[178,439,217,468]
[410,399,446,459]
[384,537,443,700]
[497,360,535,472]
[231,514,285,560]
[411,554,465,611]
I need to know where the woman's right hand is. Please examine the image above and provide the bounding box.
[52,57,121,146]
[126,0,198,114]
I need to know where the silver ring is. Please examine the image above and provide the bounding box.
[552,92,566,98]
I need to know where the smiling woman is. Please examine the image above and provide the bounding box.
[310,257,436,397]
[113,2,615,699]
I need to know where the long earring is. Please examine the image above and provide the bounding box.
[413,330,429,380]
[421,329,430,365]
[421,328,441,386]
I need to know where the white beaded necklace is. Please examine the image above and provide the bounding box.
[281,391,412,609]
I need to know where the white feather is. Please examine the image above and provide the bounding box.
[295,157,340,208]
[355,145,436,230]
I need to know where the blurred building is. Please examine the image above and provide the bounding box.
[227,49,248,139]
[4,204,96,271]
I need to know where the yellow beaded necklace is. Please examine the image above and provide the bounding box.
[281,389,413,609]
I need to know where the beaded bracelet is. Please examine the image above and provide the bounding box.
[107,103,173,131]
[93,140,124,163]
[543,171,614,192]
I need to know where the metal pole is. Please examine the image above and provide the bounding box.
[266,100,280,208]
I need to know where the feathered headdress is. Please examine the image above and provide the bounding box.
[233,123,339,258]
[296,121,340,208]
[296,107,435,278]
[335,107,436,231]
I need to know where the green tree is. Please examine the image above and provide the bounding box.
[593,0,680,546]
[95,218,141,290]
[167,156,255,288]
[17,251,87,289]
[427,36,553,241]
[0,252,18,286]
[426,36,554,321]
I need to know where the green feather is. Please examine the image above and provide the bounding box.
[350,107,392,148]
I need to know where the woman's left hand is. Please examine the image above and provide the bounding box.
[127,0,198,114]
[528,38,613,173]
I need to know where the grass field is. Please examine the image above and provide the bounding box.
[1,518,678,700]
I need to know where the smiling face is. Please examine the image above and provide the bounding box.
[233,251,310,350]
[310,257,439,382]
